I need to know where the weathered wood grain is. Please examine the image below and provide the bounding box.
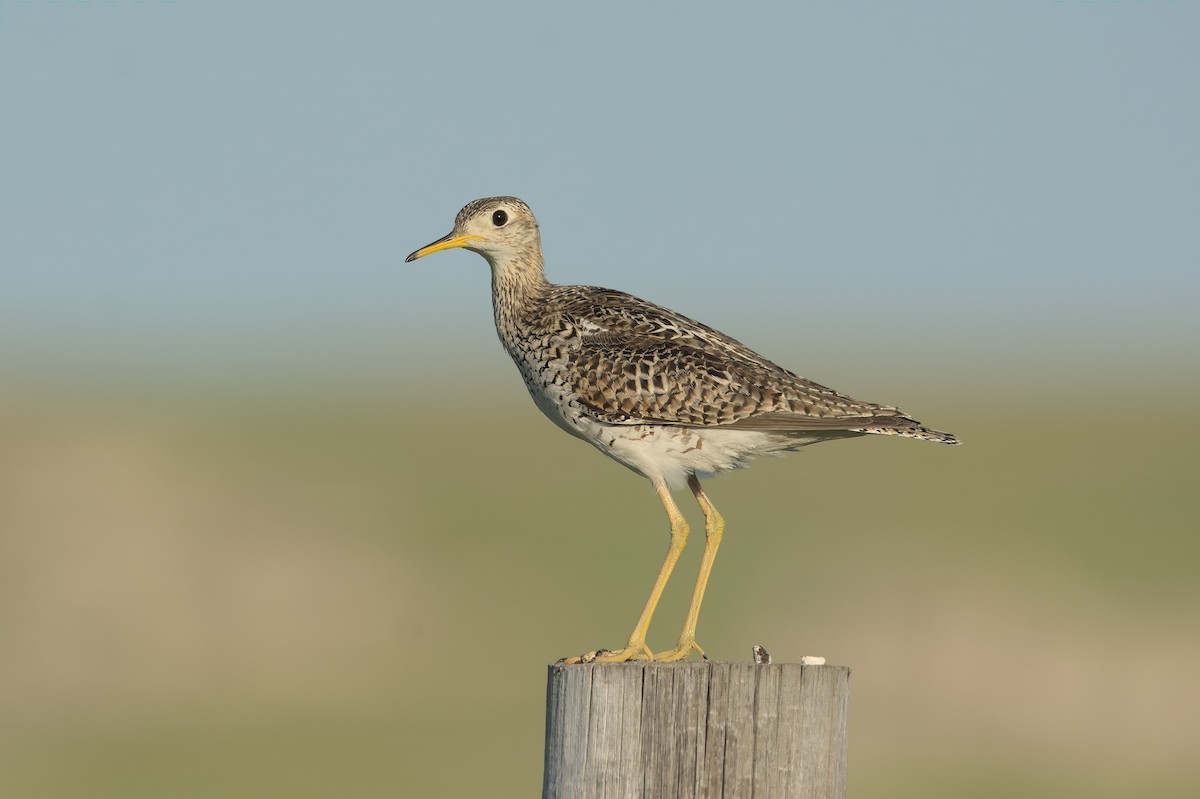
[543,661,850,798]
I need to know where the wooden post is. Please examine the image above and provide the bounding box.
[543,661,850,799]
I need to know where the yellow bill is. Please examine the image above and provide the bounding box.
[405,233,483,262]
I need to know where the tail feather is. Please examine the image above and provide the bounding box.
[856,417,960,445]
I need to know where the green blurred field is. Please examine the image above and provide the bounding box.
[2,375,1197,798]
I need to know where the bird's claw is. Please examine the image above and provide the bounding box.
[652,639,706,662]
[557,644,653,664]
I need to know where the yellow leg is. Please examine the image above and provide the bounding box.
[654,475,724,662]
[560,480,689,664]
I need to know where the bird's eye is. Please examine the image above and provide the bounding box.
[492,210,508,227]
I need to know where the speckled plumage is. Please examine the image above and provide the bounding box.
[406,196,958,663]
[516,282,949,433]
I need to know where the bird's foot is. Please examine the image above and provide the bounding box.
[557,641,653,665]
[653,638,706,662]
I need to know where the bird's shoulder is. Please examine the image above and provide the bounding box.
[542,285,783,367]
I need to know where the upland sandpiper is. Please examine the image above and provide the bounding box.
[406,196,958,664]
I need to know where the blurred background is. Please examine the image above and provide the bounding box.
[3,1,1197,797]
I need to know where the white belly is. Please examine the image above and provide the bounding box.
[580,419,827,490]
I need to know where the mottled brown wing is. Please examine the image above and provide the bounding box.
[551,287,901,429]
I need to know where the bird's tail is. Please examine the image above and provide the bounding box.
[855,417,960,445]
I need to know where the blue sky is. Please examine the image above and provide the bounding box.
[3,1,1197,387]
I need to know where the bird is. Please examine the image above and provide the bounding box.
[405,196,958,664]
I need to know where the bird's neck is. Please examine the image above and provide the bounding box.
[489,252,551,333]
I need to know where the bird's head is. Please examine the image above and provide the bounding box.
[405,196,540,267]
